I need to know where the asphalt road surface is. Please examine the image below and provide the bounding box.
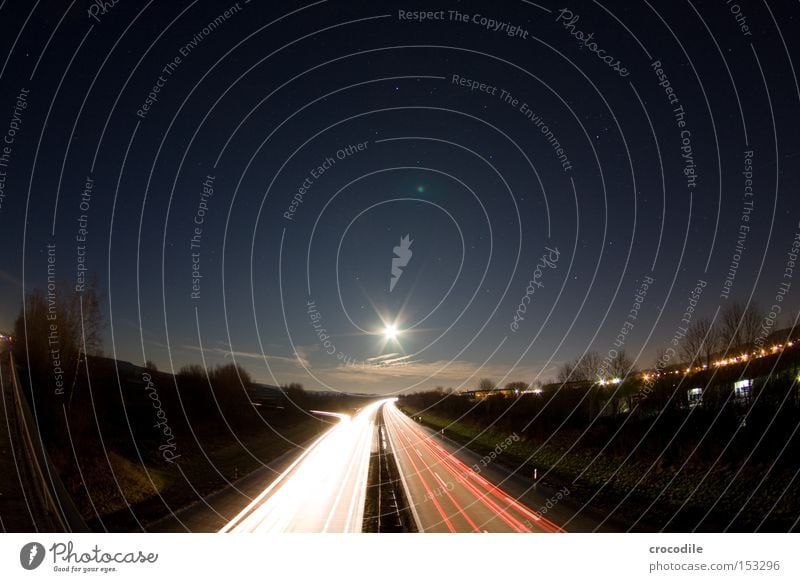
[383,402,564,533]
[219,399,604,533]
[220,400,385,532]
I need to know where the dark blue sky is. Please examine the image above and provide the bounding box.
[1,1,798,393]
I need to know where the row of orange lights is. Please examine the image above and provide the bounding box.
[638,340,798,382]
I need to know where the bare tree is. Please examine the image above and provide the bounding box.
[13,283,104,399]
[179,364,205,376]
[556,351,602,383]
[283,382,308,409]
[680,317,721,367]
[720,301,763,353]
[576,351,602,381]
[720,301,744,349]
[557,358,580,383]
[609,350,635,379]
[741,303,764,348]
[478,378,496,392]
[72,287,104,355]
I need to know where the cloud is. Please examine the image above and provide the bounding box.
[181,344,309,367]
[381,354,414,364]
[292,345,313,368]
[366,352,400,362]
[321,358,538,389]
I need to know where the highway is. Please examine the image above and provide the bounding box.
[220,398,566,533]
[220,399,386,532]
[0,341,86,532]
[383,402,564,533]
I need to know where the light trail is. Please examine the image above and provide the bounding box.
[220,399,564,533]
[383,402,565,533]
[220,400,388,533]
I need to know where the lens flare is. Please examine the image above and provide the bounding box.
[384,324,399,340]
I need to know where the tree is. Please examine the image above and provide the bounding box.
[478,378,496,392]
[557,351,602,383]
[608,350,635,380]
[557,358,579,383]
[12,283,105,456]
[284,382,308,410]
[576,351,602,381]
[74,286,104,355]
[178,364,205,377]
[680,317,721,367]
[13,283,104,401]
[210,362,253,396]
[505,381,529,393]
[720,301,763,353]
[145,360,158,371]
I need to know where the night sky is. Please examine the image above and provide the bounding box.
[1,1,798,394]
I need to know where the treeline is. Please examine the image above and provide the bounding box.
[8,283,342,528]
[401,344,800,464]
[401,346,800,531]
[11,284,265,466]
[556,301,797,384]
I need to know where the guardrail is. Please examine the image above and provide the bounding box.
[6,348,87,532]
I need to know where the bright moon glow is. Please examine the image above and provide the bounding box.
[383,324,399,340]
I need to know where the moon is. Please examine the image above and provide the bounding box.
[383,324,399,340]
